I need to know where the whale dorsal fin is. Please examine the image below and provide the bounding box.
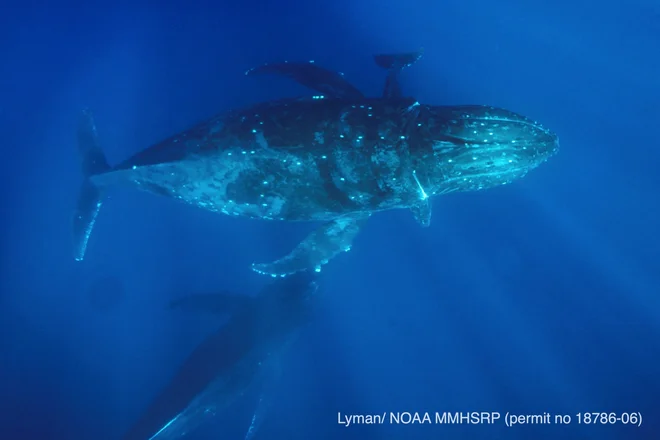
[168,292,253,315]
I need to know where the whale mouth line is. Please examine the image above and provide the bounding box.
[466,115,545,127]
[443,166,530,184]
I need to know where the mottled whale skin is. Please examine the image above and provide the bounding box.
[73,52,558,276]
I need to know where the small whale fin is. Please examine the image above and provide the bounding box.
[410,199,432,227]
[374,48,424,99]
[168,292,253,315]
[252,213,371,277]
[246,61,364,99]
[73,110,111,261]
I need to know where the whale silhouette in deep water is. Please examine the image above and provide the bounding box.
[73,50,558,276]
[122,273,318,440]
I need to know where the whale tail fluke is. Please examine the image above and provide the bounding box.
[72,109,111,261]
[374,48,424,99]
[374,48,424,71]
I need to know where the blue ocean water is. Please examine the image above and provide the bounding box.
[1,0,658,439]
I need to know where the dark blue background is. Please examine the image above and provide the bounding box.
[1,0,658,439]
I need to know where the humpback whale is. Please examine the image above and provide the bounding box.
[73,50,559,276]
[122,273,318,440]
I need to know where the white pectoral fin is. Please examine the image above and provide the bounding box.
[410,198,431,227]
[252,213,371,277]
[244,360,283,440]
